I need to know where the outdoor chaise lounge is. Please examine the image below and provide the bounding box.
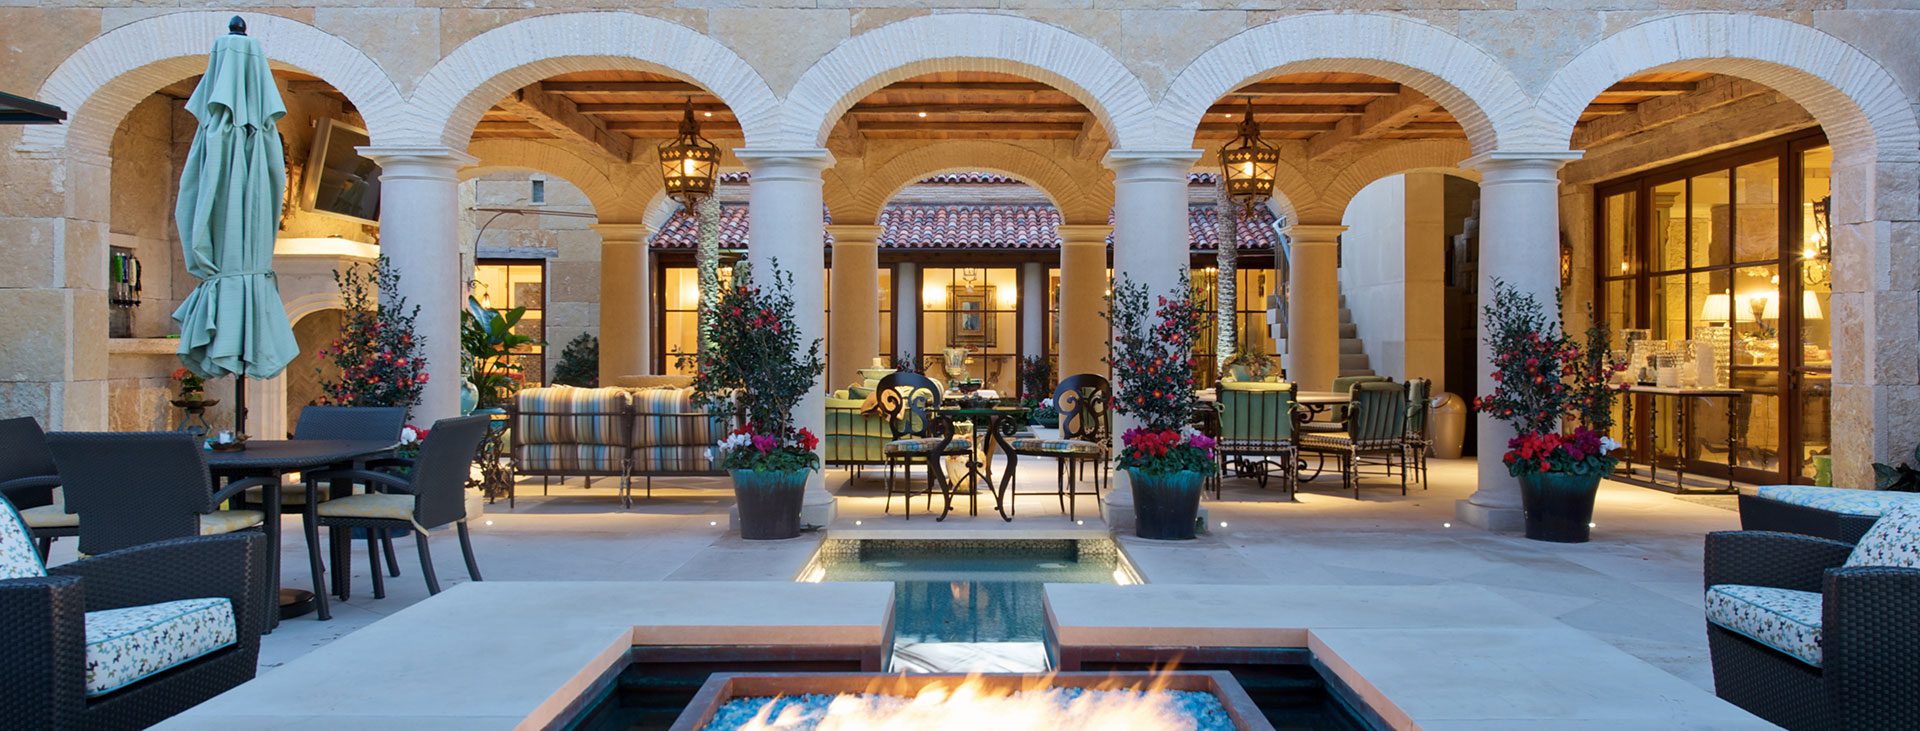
[0,498,264,730]
[1738,484,1920,544]
[1703,499,1920,730]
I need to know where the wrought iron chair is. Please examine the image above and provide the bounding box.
[999,374,1110,520]
[0,416,74,560]
[1214,381,1299,499]
[875,372,967,520]
[1298,380,1409,498]
[1403,377,1432,489]
[299,415,491,621]
[1704,500,1920,730]
[0,496,264,730]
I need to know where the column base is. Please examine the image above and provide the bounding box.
[1099,472,1134,535]
[1455,499,1524,533]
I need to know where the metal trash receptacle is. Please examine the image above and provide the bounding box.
[1430,392,1466,459]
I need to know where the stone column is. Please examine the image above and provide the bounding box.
[1830,154,1920,488]
[1055,224,1113,379]
[1101,150,1199,532]
[364,146,476,422]
[1021,262,1045,373]
[594,222,654,383]
[1456,151,1581,532]
[894,262,918,365]
[1283,223,1345,392]
[737,148,837,527]
[826,224,882,389]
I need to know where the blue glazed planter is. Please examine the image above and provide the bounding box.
[731,468,806,540]
[1518,471,1602,543]
[1129,468,1204,540]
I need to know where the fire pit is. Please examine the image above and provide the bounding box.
[670,671,1275,731]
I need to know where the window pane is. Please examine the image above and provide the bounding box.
[1650,180,1686,273]
[1733,159,1780,264]
[1691,169,1731,268]
[1604,191,1636,277]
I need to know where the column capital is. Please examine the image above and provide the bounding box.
[1103,149,1203,180]
[358,145,478,174]
[825,224,884,245]
[735,147,835,179]
[1462,149,1583,174]
[1056,224,1114,245]
[591,222,656,244]
[1282,223,1347,246]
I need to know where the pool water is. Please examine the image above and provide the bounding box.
[803,539,1133,672]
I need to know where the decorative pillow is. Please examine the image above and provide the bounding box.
[1846,498,1920,569]
[0,496,47,579]
[848,385,874,400]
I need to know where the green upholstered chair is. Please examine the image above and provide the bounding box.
[1301,375,1390,433]
[1215,381,1298,497]
[1404,378,1432,490]
[1299,380,1409,498]
[874,372,969,520]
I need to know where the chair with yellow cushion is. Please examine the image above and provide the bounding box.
[44,432,268,558]
[299,415,491,620]
[0,416,75,560]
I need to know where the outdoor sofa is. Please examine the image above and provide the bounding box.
[825,368,899,469]
[1738,484,1920,544]
[511,381,730,507]
[1703,498,1920,730]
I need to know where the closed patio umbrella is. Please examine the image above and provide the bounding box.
[172,17,299,442]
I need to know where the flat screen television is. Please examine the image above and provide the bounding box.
[300,118,381,224]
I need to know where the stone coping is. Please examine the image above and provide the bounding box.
[1045,584,1772,729]
[160,581,895,730]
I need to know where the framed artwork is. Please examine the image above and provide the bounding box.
[947,286,997,347]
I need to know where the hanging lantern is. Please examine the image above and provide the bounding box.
[658,98,720,206]
[1218,97,1278,211]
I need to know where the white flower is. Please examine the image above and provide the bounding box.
[1041,398,1054,409]
[399,426,420,445]
[1599,436,1621,454]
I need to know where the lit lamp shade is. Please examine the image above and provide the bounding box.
[1699,293,1733,323]
[1218,100,1278,207]
[1762,291,1825,320]
[657,102,719,206]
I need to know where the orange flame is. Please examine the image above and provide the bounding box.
[734,671,1204,731]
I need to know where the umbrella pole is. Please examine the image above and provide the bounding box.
[235,374,249,443]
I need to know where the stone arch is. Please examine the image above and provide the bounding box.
[406,12,782,149]
[1160,13,1537,155]
[1308,140,1476,224]
[1536,13,1919,167]
[827,141,1110,226]
[778,13,1156,150]
[463,139,651,221]
[23,11,406,156]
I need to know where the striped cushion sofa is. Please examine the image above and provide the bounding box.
[511,384,731,507]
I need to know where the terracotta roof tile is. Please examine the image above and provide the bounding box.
[652,201,1278,251]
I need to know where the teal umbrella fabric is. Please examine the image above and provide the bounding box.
[172,31,299,380]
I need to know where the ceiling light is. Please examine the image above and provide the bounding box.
[703,111,713,118]
[918,111,928,118]
[1219,97,1278,213]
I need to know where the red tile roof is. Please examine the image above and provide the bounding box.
[652,201,1278,251]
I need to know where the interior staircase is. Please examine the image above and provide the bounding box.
[1338,294,1375,378]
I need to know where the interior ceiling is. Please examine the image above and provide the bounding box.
[281,67,1720,161]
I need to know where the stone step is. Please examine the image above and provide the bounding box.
[1338,307,1353,322]
[1340,352,1372,371]
[1339,323,1358,339]
[1339,338,1365,354]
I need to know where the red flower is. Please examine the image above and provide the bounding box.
[797,428,820,452]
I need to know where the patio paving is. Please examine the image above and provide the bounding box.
[41,455,1742,693]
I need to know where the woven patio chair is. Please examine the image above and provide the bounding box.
[299,415,490,621]
[1214,380,1298,499]
[999,374,1111,520]
[0,495,263,730]
[1298,380,1408,498]
[1402,377,1432,489]
[233,406,411,581]
[1703,498,1920,730]
[0,416,74,560]
[1737,485,1917,544]
[44,432,271,558]
[1299,374,1389,433]
[875,371,968,520]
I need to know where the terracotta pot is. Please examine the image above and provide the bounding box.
[1129,468,1204,540]
[1518,471,1602,543]
[731,468,806,540]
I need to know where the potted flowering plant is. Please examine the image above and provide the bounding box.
[1106,273,1215,540]
[687,261,825,540]
[1474,281,1626,542]
[171,367,206,402]
[317,257,429,415]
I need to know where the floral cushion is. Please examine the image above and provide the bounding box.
[1846,498,1920,569]
[1756,484,1920,517]
[1706,584,1823,666]
[1008,437,1104,456]
[20,503,79,528]
[84,597,237,697]
[0,497,47,579]
[198,510,264,536]
[884,437,973,455]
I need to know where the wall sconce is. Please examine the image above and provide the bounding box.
[923,282,948,307]
[1804,195,1832,287]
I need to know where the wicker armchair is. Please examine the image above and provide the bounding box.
[1737,485,1918,544]
[874,372,967,520]
[0,496,264,731]
[0,416,73,559]
[1299,380,1408,498]
[235,406,411,580]
[999,374,1111,521]
[299,415,491,620]
[1704,501,1920,730]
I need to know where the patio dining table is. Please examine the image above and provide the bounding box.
[207,439,395,626]
[933,405,1027,522]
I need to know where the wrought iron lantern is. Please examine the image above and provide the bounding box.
[1804,195,1832,287]
[1218,97,1278,211]
[658,99,720,206]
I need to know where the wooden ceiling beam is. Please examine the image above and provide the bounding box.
[1203,103,1369,116]
[857,121,1086,133]
[1306,89,1441,160]
[1233,82,1401,96]
[575,102,733,115]
[1197,121,1341,134]
[848,103,1090,116]
[1603,81,1700,95]
[496,82,634,162]
[540,80,706,94]
[605,121,746,138]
